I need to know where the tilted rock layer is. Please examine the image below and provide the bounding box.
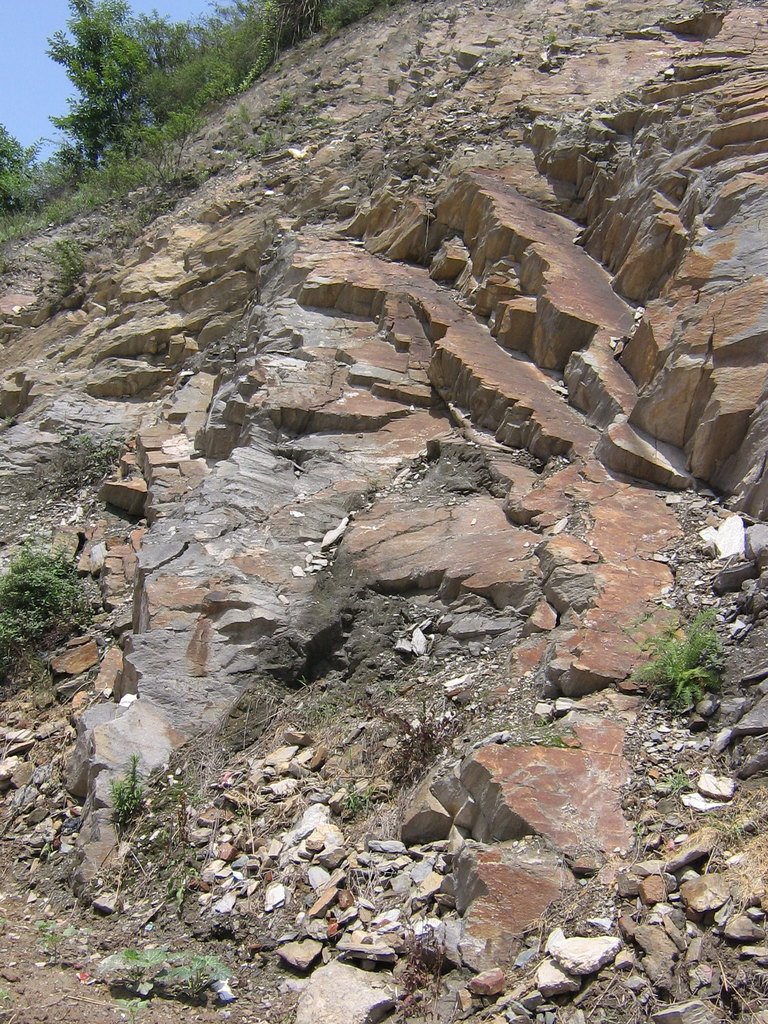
[0,0,766,966]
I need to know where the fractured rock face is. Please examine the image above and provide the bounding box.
[454,839,575,970]
[459,719,632,855]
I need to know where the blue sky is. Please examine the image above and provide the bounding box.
[0,0,214,153]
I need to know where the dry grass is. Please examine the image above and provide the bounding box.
[676,788,768,906]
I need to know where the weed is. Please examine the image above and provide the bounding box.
[111,754,145,829]
[115,998,149,1024]
[276,91,294,116]
[163,953,229,1000]
[35,920,76,960]
[398,929,445,1019]
[47,238,85,297]
[384,701,461,784]
[0,545,90,680]
[661,767,692,796]
[633,611,723,708]
[341,781,377,817]
[50,431,123,495]
[543,27,557,46]
[100,947,170,996]
[256,128,279,154]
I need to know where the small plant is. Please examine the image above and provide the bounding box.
[101,947,170,996]
[47,238,85,297]
[398,929,445,1018]
[0,545,90,680]
[110,755,145,829]
[276,91,293,116]
[542,27,557,47]
[342,782,376,818]
[50,431,122,494]
[35,920,76,960]
[115,998,149,1024]
[661,768,692,796]
[163,953,229,1000]
[384,702,461,784]
[634,611,723,709]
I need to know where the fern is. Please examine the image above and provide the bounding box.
[634,611,723,708]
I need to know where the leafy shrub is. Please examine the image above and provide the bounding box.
[35,920,77,960]
[102,947,228,1001]
[0,124,39,214]
[50,432,122,494]
[47,238,85,296]
[101,947,170,995]
[0,546,90,678]
[634,611,723,708]
[322,0,382,31]
[110,754,145,828]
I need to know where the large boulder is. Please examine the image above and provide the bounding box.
[294,960,395,1024]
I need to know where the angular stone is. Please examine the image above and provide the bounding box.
[680,874,732,914]
[697,774,736,801]
[294,960,395,1024]
[545,928,621,975]
[652,1001,722,1024]
[401,777,453,846]
[50,640,99,677]
[467,967,505,996]
[639,874,667,906]
[99,477,147,516]
[454,840,575,971]
[536,959,581,997]
[459,719,631,854]
[724,914,766,943]
[277,939,323,971]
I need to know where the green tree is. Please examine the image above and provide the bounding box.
[0,124,38,213]
[48,0,148,166]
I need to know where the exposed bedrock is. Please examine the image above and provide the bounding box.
[0,1,765,922]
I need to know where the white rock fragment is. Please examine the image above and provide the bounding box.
[699,516,745,559]
[546,928,621,975]
[537,958,580,996]
[697,773,736,801]
[682,792,730,812]
[321,517,349,550]
[265,882,286,912]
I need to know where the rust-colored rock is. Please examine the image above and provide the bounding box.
[460,720,632,856]
[51,640,99,677]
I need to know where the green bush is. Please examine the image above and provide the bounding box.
[110,754,145,828]
[0,546,90,678]
[633,610,723,708]
[0,124,39,214]
[47,238,85,296]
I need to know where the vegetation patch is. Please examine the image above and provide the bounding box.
[0,0,397,245]
[110,754,146,829]
[0,545,91,681]
[634,610,724,708]
[50,431,123,494]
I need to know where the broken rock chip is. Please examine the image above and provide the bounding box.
[536,959,580,997]
[467,967,505,996]
[546,928,621,975]
[697,774,736,801]
[651,1000,723,1024]
[278,938,324,972]
[680,874,731,914]
[294,960,395,1024]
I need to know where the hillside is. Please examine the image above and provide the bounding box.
[1,1,768,1022]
